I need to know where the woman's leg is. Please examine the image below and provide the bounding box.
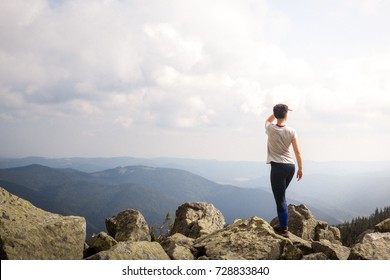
[270,163,295,228]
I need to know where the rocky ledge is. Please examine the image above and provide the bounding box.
[1,187,389,260]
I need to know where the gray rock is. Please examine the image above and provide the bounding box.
[0,187,86,260]
[301,252,329,260]
[171,202,225,239]
[360,232,390,243]
[374,218,390,233]
[86,232,118,254]
[349,232,390,260]
[271,204,341,244]
[194,216,302,260]
[312,240,350,260]
[289,233,313,255]
[86,241,170,260]
[315,221,342,245]
[105,209,151,242]
[161,233,196,260]
[288,204,318,240]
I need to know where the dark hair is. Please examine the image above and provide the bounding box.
[273,104,290,119]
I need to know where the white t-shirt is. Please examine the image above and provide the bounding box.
[265,123,297,164]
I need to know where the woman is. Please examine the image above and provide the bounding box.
[265,104,303,237]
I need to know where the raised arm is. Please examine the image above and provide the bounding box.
[291,138,303,181]
[265,114,275,127]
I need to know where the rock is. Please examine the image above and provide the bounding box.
[288,234,313,255]
[312,240,350,260]
[161,233,196,260]
[86,241,170,260]
[287,204,318,240]
[359,232,390,243]
[349,232,390,260]
[374,218,390,233]
[301,252,329,260]
[171,202,225,239]
[86,232,118,255]
[271,204,341,244]
[355,229,375,244]
[315,221,342,245]
[105,209,151,242]
[4,186,389,261]
[194,216,302,260]
[0,187,86,260]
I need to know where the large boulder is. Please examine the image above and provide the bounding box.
[171,202,225,239]
[271,204,341,244]
[161,233,196,260]
[314,221,342,244]
[194,217,302,260]
[288,234,313,255]
[85,232,118,255]
[286,204,318,240]
[0,187,86,260]
[105,209,151,242]
[86,241,170,260]
[349,231,390,260]
[312,240,350,260]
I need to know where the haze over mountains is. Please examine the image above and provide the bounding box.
[0,164,276,235]
[0,157,389,235]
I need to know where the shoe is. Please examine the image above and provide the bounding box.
[273,226,289,238]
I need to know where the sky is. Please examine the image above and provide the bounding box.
[1,0,390,162]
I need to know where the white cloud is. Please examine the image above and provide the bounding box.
[144,23,204,71]
[344,0,390,15]
[1,0,390,160]
[115,116,134,129]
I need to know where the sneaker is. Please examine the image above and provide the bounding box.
[273,226,289,238]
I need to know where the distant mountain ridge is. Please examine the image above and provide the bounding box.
[0,164,339,235]
[2,156,390,223]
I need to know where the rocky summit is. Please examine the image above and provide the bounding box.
[1,187,390,260]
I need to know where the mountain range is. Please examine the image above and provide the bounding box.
[0,163,338,236]
[2,157,390,219]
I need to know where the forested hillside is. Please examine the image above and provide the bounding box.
[338,206,390,246]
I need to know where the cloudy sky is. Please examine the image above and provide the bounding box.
[1,0,390,162]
